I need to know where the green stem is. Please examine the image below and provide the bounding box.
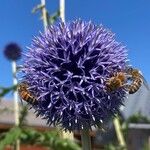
[13,140,20,150]
[113,116,126,149]
[81,128,91,150]
[59,0,65,22]
[12,61,20,150]
[41,0,49,30]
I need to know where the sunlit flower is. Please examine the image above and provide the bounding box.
[4,43,22,61]
[21,20,128,131]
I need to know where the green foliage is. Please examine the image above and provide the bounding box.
[19,105,28,127]
[125,112,150,124]
[143,142,150,150]
[104,143,126,150]
[0,100,80,150]
[0,121,81,150]
[20,128,81,150]
[0,127,22,150]
[32,4,45,13]
[41,131,81,150]
[0,85,17,98]
[32,3,60,26]
[21,128,44,145]
[49,10,60,24]
[0,127,81,150]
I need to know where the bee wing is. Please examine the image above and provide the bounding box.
[141,75,150,91]
[139,70,149,90]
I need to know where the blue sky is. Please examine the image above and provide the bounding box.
[0,0,150,98]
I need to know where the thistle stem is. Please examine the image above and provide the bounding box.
[12,61,20,150]
[113,117,126,149]
[59,0,65,22]
[41,0,48,31]
[81,128,92,150]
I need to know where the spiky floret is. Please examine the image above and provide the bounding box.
[21,20,128,131]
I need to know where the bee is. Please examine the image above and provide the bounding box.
[125,67,149,94]
[105,67,149,94]
[17,82,37,105]
[105,71,126,92]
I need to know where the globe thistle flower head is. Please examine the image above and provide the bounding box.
[4,43,22,61]
[22,20,128,131]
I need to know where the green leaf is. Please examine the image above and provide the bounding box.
[49,10,60,24]
[19,105,28,126]
[0,85,17,98]
[20,128,81,150]
[32,4,44,13]
[0,127,22,150]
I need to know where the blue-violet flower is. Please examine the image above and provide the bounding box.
[21,20,128,131]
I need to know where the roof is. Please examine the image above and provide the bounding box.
[121,84,150,119]
[0,99,50,129]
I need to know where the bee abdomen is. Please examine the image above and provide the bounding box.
[128,78,143,94]
[21,92,37,105]
[27,95,37,105]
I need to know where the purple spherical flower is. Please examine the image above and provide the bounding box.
[4,43,22,61]
[21,20,128,131]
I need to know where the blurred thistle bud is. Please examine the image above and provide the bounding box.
[4,43,22,61]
